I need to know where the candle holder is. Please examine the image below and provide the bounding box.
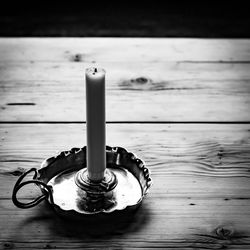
[12,146,152,218]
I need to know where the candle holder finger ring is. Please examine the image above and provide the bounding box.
[12,146,152,218]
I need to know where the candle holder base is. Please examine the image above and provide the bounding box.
[12,146,152,218]
[75,168,117,195]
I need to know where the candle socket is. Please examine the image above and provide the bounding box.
[75,168,117,195]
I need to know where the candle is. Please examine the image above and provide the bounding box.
[85,67,106,182]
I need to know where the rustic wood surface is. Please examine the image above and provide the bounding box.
[0,38,250,249]
[1,62,250,122]
[0,39,250,122]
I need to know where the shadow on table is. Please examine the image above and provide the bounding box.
[20,201,151,239]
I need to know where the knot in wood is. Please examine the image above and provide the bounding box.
[133,77,149,84]
[10,168,25,176]
[3,242,14,249]
[72,53,83,62]
[217,148,224,158]
[119,77,162,91]
[216,226,234,239]
[44,244,56,249]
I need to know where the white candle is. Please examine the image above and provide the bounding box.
[85,67,106,182]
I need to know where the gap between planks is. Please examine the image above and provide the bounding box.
[1,121,250,124]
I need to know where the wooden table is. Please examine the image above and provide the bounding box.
[0,38,250,249]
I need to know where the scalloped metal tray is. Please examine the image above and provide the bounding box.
[12,146,152,219]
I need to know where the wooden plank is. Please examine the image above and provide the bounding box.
[1,199,250,249]
[1,124,250,249]
[1,124,250,177]
[0,38,250,62]
[1,62,250,122]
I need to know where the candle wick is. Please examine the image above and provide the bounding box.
[94,68,98,73]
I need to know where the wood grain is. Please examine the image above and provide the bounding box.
[1,124,250,249]
[1,123,250,178]
[1,38,250,62]
[1,61,250,122]
[1,38,250,249]
[1,199,250,249]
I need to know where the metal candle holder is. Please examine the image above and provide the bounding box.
[12,67,152,218]
[12,146,152,218]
